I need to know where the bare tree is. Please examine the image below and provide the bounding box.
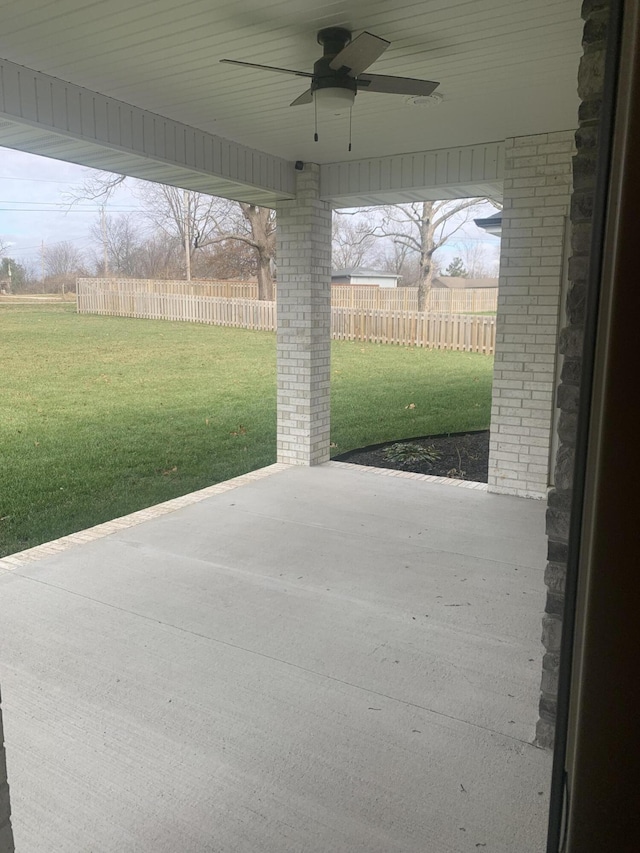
[43,241,86,291]
[42,241,85,277]
[138,183,222,267]
[458,240,500,279]
[196,238,258,280]
[71,172,277,299]
[134,235,183,280]
[90,214,142,277]
[373,200,495,310]
[332,213,380,270]
[88,212,186,279]
[380,237,411,276]
[67,171,127,206]
[236,204,276,300]
[151,191,277,299]
[378,238,429,286]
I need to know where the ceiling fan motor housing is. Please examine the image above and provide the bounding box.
[317,27,352,55]
[313,27,356,94]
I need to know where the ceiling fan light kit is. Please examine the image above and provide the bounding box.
[221,27,439,150]
[314,86,355,113]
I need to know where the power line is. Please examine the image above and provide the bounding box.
[3,244,43,251]
[0,206,140,213]
[3,234,104,251]
[0,199,138,207]
[0,200,138,208]
[0,175,91,185]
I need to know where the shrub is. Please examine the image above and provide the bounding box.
[383,442,441,467]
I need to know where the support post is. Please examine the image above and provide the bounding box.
[276,164,332,465]
[488,130,575,498]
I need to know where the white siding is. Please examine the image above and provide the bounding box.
[322,142,504,207]
[0,58,295,206]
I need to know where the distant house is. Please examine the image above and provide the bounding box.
[331,268,401,288]
[432,276,499,290]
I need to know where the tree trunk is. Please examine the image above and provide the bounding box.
[240,204,276,301]
[417,202,436,311]
[256,253,274,301]
[417,263,434,312]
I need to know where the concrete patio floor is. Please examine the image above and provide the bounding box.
[0,462,551,852]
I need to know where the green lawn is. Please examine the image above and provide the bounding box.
[0,304,493,556]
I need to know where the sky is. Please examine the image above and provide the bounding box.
[0,147,140,273]
[0,145,500,275]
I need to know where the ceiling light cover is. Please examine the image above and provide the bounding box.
[315,87,355,113]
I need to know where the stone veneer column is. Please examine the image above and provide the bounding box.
[276,164,332,465]
[536,0,610,749]
[0,690,14,851]
[488,131,575,498]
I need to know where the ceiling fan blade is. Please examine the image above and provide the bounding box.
[220,59,313,79]
[290,89,313,106]
[329,31,390,76]
[357,74,440,96]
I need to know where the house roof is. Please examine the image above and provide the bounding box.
[332,268,401,279]
[433,277,498,289]
[474,212,503,235]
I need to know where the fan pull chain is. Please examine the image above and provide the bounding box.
[314,95,319,142]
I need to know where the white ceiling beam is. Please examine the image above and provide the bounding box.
[321,142,504,207]
[0,58,295,205]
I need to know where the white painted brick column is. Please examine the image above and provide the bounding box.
[488,131,575,497]
[276,164,332,465]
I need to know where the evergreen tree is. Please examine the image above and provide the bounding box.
[0,257,28,291]
[444,257,468,277]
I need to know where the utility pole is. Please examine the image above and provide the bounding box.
[101,206,109,277]
[183,189,191,281]
[41,240,45,286]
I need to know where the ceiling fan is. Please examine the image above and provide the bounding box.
[221,28,440,148]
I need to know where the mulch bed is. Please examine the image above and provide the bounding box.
[333,430,490,483]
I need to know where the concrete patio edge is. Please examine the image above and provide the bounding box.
[0,462,487,571]
[327,461,489,490]
[0,464,291,571]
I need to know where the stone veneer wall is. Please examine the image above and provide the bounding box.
[536,0,611,749]
[0,691,14,851]
[488,131,575,498]
[276,164,332,465]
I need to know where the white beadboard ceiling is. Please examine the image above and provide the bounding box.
[0,0,583,165]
